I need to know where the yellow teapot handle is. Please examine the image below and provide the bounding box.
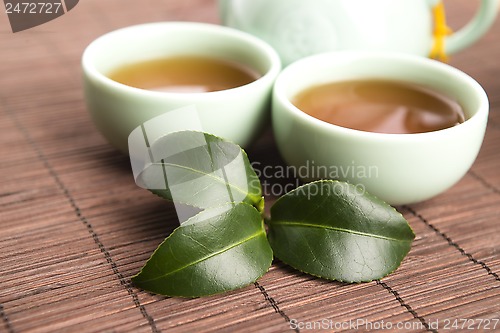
[432,0,499,60]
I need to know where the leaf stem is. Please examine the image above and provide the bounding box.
[263,216,271,226]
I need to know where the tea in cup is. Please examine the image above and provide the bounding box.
[107,55,261,94]
[82,22,281,153]
[292,79,465,134]
[272,51,488,205]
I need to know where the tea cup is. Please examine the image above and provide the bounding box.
[82,22,281,153]
[272,51,488,205]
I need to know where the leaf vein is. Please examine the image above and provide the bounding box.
[152,162,258,202]
[137,229,265,283]
[271,221,411,242]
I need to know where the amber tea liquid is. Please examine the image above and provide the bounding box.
[108,55,261,93]
[292,80,465,134]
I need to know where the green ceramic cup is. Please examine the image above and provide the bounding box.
[272,51,488,205]
[82,22,281,153]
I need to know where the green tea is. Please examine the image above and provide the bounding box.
[108,55,260,93]
[293,80,465,134]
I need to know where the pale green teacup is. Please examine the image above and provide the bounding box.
[272,52,488,205]
[82,22,281,153]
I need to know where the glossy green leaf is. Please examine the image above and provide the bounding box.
[132,203,272,297]
[136,131,263,211]
[267,180,415,283]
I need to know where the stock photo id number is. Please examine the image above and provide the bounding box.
[3,0,79,32]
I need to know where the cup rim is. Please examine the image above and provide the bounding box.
[82,21,281,99]
[273,51,489,140]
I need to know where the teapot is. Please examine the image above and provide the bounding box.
[220,0,499,65]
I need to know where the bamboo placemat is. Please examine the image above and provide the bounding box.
[0,1,499,332]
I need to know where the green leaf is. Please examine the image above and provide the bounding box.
[267,180,415,283]
[132,202,273,297]
[136,131,263,211]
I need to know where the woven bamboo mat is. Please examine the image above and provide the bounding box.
[0,0,499,332]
